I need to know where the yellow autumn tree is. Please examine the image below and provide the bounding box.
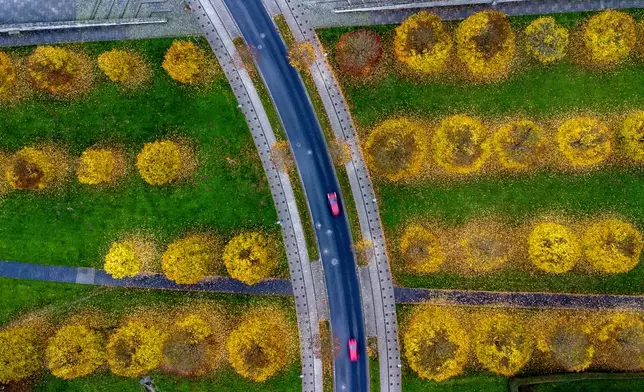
[619,111,644,162]
[104,240,140,278]
[365,118,427,181]
[394,11,453,75]
[536,314,594,372]
[97,49,149,88]
[493,120,546,170]
[528,222,581,274]
[557,117,612,167]
[46,324,105,379]
[432,115,491,174]
[107,319,167,377]
[582,10,637,67]
[288,41,316,72]
[162,235,215,284]
[162,40,206,84]
[77,148,124,185]
[0,325,42,383]
[456,11,515,81]
[27,46,91,96]
[0,50,16,96]
[223,232,276,285]
[400,225,444,274]
[473,313,533,376]
[596,312,644,370]
[6,147,56,190]
[582,218,643,274]
[136,140,183,185]
[404,306,469,382]
[226,306,296,382]
[458,222,510,273]
[161,303,229,376]
[524,17,569,64]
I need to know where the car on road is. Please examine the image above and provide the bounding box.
[348,338,358,362]
[327,192,340,216]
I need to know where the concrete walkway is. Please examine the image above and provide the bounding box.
[6,260,644,311]
[185,1,323,391]
[395,286,644,310]
[0,260,293,295]
[266,1,402,391]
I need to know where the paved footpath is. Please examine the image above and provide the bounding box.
[266,0,402,390]
[0,260,293,295]
[185,0,324,391]
[5,258,644,312]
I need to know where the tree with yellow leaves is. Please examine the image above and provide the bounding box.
[619,111,644,162]
[596,312,644,370]
[400,225,444,274]
[287,41,316,72]
[46,324,105,379]
[394,12,453,75]
[162,303,229,376]
[162,40,206,84]
[162,235,215,284]
[27,46,91,96]
[557,117,612,167]
[107,319,167,377]
[493,120,546,170]
[104,240,140,278]
[582,218,643,274]
[98,49,149,88]
[136,140,184,185]
[432,115,491,174]
[0,50,16,96]
[0,325,42,383]
[535,314,594,372]
[365,118,427,181]
[403,306,469,382]
[223,232,276,285]
[455,11,515,81]
[458,223,509,273]
[582,10,637,67]
[226,306,296,382]
[528,222,581,274]
[6,147,56,190]
[77,148,124,185]
[473,313,533,376]
[524,17,569,64]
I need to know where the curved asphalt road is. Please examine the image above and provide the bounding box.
[221,0,368,390]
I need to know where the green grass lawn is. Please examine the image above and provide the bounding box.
[317,11,644,294]
[0,38,279,269]
[0,278,301,391]
[526,378,644,392]
[402,370,507,392]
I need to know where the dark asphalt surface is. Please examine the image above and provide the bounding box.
[221,1,368,390]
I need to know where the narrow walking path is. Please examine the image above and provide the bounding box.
[5,259,644,311]
[395,286,644,310]
[0,260,292,295]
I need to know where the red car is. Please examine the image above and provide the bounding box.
[348,338,358,362]
[327,192,340,216]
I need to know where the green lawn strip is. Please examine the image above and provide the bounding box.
[316,10,644,130]
[233,36,320,261]
[0,38,284,272]
[369,357,380,392]
[402,370,508,392]
[274,15,362,246]
[381,169,644,294]
[525,378,644,392]
[34,365,302,392]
